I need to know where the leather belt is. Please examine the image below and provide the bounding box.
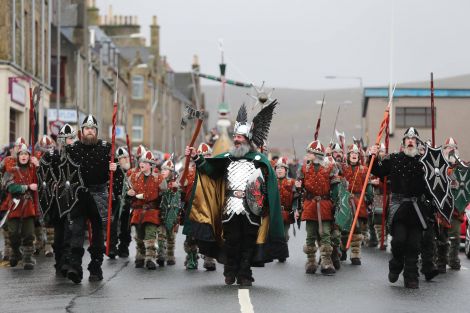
[226,190,246,198]
[305,193,329,200]
[314,196,324,234]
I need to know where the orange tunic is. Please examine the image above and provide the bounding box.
[129,171,163,225]
[341,163,369,218]
[301,163,338,221]
[4,165,38,219]
[182,167,196,203]
[278,177,295,224]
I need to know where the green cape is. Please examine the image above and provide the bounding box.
[183,151,288,265]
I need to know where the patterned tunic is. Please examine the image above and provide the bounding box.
[277,177,296,224]
[341,163,371,218]
[299,162,340,221]
[129,171,164,225]
[3,165,38,218]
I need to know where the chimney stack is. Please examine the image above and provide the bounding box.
[150,15,160,61]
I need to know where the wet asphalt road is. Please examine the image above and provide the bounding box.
[1,227,470,313]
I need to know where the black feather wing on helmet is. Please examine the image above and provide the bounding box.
[251,100,278,148]
[236,103,248,124]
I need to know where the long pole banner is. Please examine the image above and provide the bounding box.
[106,70,119,256]
[314,95,325,141]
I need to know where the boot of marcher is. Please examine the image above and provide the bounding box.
[88,259,103,282]
[404,257,420,289]
[3,229,11,261]
[203,255,216,271]
[22,246,36,270]
[44,227,54,257]
[331,246,341,270]
[34,226,45,256]
[9,247,22,267]
[184,241,199,270]
[157,237,167,267]
[368,223,378,247]
[166,232,176,266]
[237,258,254,286]
[135,240,145,268]
[303,245,317,274]
[117,243,130,258]
[448,238,461,270]
[350,234,363,265]
[374,224,388,249]
[144,239,157,270]
[88,246,104,282]
[320,245,336,276]
[67,248,84,284]
[436,242,449,273]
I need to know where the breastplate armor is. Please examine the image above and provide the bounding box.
[223,159,256,219]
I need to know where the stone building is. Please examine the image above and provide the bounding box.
[0,0,52,145]
[364,83,470,159]
[99,8,205,156]
[48,0,129,145]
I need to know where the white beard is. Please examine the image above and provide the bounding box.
[229,142,251,158]
[404,146,418,157]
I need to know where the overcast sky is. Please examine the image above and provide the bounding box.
[96,0,470,90]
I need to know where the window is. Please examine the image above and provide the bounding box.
[132,115,144,142]
[9,109,17,143]
[51,56,66,98]
[132,75,144,99]
[395,107,434,128]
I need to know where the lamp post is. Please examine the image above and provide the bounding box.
[325,75,364,140]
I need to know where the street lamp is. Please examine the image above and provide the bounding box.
[325,75,364,140]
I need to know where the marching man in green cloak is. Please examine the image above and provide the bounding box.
[183,100,288,286]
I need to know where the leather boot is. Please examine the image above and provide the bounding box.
[320,245,336,276]
[22,246,36,270]
[303,245,317,274]
[144,239,157,270]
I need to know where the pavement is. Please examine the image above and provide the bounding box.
[1,226,470,313]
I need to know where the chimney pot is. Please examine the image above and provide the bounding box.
[152,16,157,26]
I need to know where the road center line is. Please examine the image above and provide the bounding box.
[238,289,255,313]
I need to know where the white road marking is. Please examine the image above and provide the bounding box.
[461,266,468,270]
[238,289,255,313]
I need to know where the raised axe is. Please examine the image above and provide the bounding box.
[179,104,205,185]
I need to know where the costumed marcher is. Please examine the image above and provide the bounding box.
[181,158,200,270]
[0,137,26,261]
[2,143,39,269]
[64,115,116,283]
[275,157,298,262]
[116,147,132,258]
[416,141,440,281]
[184,101,288,286]
[128,150,165,270]
[339,144,374,265]
[34,135,56,257]
[107,147,132,259]
[128,145,147,177]
[51,124,77,276]
[370,127,433,289]
[436,137,469,272]
[198,143,217,270]
[157,158,180,267]
[297,140,342,275]
[368,143,389,249]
